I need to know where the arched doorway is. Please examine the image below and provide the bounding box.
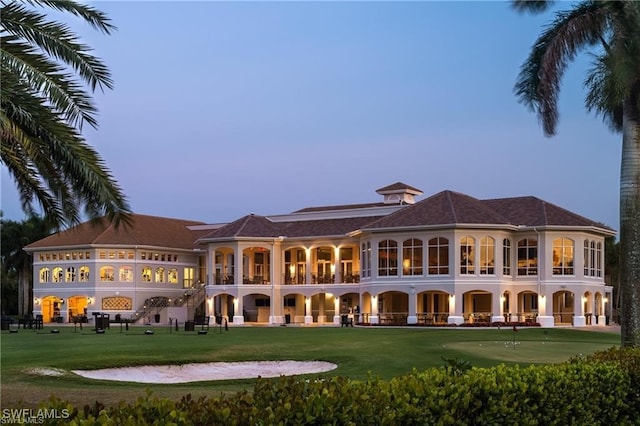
[553,290,574,324]
[378,291,408,325]
[463,290,493,324]
[417,290,450,324]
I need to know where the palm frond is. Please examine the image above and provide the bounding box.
[20,0,116,34]
[511,0,555,15]
[514,1,611,136]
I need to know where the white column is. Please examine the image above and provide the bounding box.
[491,291,504,324]
[232,295,244,325]
[407,288,417,325]
[333,296,341,325]
[448,293,464,325]
[370,294,379,324]
[572,292,586,327]
[304,296,313,324]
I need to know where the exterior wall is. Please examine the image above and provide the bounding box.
[29,227,611,328]
[31,246,205,323]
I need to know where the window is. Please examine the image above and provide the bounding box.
[53,267,63,283]
[361,242,371,278]
[584,240,590,276]
[120,266,133,282]
[552,238,574,275]
[503,239,511,276]
[99,266,114,281]
[428,237,449,275]
[65,267,76,282]
[39,268,50,283]
[340,247,354,281]
[460,236,475,275]
[480,237,495,275]
[585,240,603,278]
[378,240,398,276]
[156,267,165,283]
[79,266,90,282]
[517,239,537,276]
[316,248,333,283]
[168,268,178,284]
[142,266,152,282]
[183,267,194,288]
[596,242,602,277]
[402,238,423,275]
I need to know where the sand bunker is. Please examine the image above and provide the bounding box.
[71,360,337,384]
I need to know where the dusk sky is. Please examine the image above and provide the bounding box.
[0,1,621,232]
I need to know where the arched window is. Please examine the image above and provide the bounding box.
[552,238,574,275]
[99,266,114,282]
[460,236,475,275]
[119,266,133,282]
[39,268,50,283]
[79,266,90,282]
[65,266,76,282]
[142,266,152,282]
[503,239,511,276]
[428,237,449,275]
[402,238,423,275]
[155,267,165,283]
[480,237,495,275]
[168,268,178,284]
[378,240,398,276]
[52,267,63,283]
[517,239,537,276]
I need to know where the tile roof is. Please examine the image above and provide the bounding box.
[482,196,613,230]
[376,182,423,194]
[293,202,387,213]
[363,190,510,229]
[25,214,208,250]
[199,214,384,240]
[363,191,613,231]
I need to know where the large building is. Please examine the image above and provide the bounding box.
[25,182,615,328]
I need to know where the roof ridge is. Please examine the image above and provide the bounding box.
[445,191,458,223]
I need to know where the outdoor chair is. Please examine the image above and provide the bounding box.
[340,315,353,327]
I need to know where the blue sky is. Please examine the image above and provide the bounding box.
[0,1,621,232]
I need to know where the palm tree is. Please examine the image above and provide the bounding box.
[513,0,640,346]
[0,0,131,229]
[0,212,53,316]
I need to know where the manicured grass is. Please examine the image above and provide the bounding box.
[0,325,619,409]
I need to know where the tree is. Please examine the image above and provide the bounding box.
[513,1,640,346]
[0,0,131,229]
[0,213,53,316]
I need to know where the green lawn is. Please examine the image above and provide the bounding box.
[0,325,619,409]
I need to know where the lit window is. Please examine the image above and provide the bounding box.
[552,238,574,275]
[428,237,449,275]
[480,237,495,275]
[99,266,114,282]
[39,268,50,283]
[120,266,133,282]
[460,236,475,275]
[142,266,152,282]
[79,266,90,282]
[503,239,511,276]
[156,267,165,283]
[65,267,76,282]
[402,239,423,276]
[168,268,178,284]
[53,267,63,283]
[378,240,398,276]
[517,239,537,276]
